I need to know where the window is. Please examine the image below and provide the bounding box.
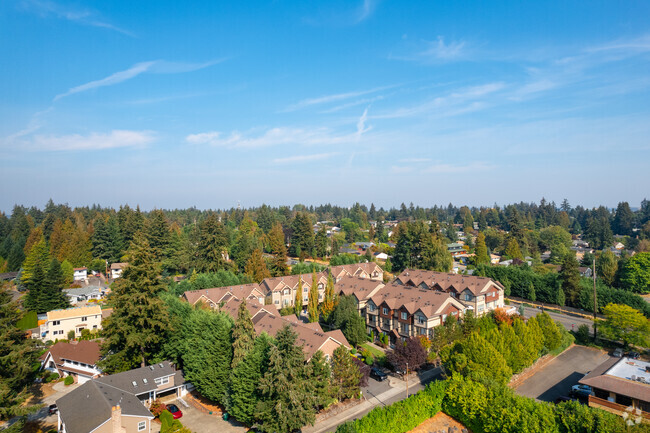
[93,325,98,329]
[464,293,473,301]
[304,287,308,292]
[81,316,87,322]
[368,304,376,312]
[478,305,485,312]
[382,307,388,315]
[401,312,407,320]
[154,376,169,386]
[274,300,279,304]
[442,314,447,321]
[318,284,323,289]
[52,320,60,326]
[417,315,426,325]
[138,421,146,431]
[283,289,290,295]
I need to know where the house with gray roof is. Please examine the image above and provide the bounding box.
[56,361,191,433]
[64,286,104,304]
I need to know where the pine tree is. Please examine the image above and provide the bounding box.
[268,222,289,277]
[245,249,270,283]
[256,325,315,433]
[560,253,581,306]
[23,261,47,313]
[505,237,523,260]
[308,271,319,322]
[536,312,561,353]
[232,301,256,369]
[315,226,328,258]
[145,210,171,265]
[474,232,490,265]
[0,286,40,420]
[20,238,49,289]
[331,346,361,401]
[100,233,171,372]
[42,259,70,312]
[290,212,315,258]
[196,214,229,272]
[294,278,303,314]
[556,288,565,307]
[229,334,271,425]
[307,350,332,408]
[320,273,335,322]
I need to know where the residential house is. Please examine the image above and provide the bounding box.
[56,361,190,433]
[182,283,267,309]
[73,267,88,282]
[41,340,102,384]
[578,267,594,278]
[447,243,465,256]
[374,252,388,261]
[334,275,385,313]
[260,273,328,310]
[64,286,104,305]
[110,262,128,279]
[329,262,384,283]
[394,269,505,316]
[364,283,467,345]
[613,242,625,250]
[579,357,650,422]
[38,305,103,341]
[489,254,501,265]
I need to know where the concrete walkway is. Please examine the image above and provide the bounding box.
[303,367,442,433]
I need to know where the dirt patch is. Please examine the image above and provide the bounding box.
[408,412,471,433]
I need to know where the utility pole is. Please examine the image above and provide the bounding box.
[406,362,409,398]
[593,257,597,341]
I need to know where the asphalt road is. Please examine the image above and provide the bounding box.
[515,345,610,402]
[517,304,596,334]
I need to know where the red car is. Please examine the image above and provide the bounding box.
[166,404,183,419]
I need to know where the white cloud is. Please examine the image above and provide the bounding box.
[285,85,391,111]
[419,36,466,61]
[54,59,222,101]
[586,34,650,54]
[28,130,155,151]
[356,108,371,140]
[20,0,134,36]
[357,0,378,22]
[273,153,338,164]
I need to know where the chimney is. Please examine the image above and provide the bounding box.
[111,405,126,433]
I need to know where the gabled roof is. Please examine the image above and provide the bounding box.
[334,275,385,301]
[47,305,102,321]
[56,380,153,433]
[183,283,265,306]
[329,262,383,279]
[217,296,278,320]
[94,361,184,396]
[260,273,327,293]
[41,340,101,366]
[395,269,503,296]
[368,283,465,318]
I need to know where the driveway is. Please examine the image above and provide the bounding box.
[515,345,610,402]
[174,400,247,433]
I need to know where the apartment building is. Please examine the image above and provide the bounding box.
[38,305,102,341]
[334,275,385,313]
[182,283,266,308]
[394,269,505,316]
[363,283,467,344]
[260,273,328,310]
[329,262,384,283]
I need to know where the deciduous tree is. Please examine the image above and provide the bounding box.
[599,303,650,347]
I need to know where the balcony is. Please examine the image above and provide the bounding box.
[588,396,650,422]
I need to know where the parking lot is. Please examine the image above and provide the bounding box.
[515,345,610,402]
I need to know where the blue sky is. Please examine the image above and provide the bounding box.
[1,0,649,212]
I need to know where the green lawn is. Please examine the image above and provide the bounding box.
[360,343,387,363]
[17,311,38,330]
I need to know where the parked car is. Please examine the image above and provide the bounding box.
[613,348,624,358]
[571,384,593,398]
[48,404,58,415]
[370,368,388,381]
[166,404,183,419]
[627,351,640,360]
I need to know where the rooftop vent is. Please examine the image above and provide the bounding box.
[132,381,137,387]
[149,366,155,370]
[143,378,148,384]
[159,363,164,368]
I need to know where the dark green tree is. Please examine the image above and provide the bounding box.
[196,214,229,272]
[560,253,581,306]
[268,222,289,277]
[145,209,171,264]
[307,350,332,408]
[315,226,328,258]
[290,212,314,258]
[329,295,366,346]
[474,232,490,265]
[308,271,319,323]
[612,202,634,236]
[229,333,271,425]
[100,233,171,372]
[331,346,361,401]
[232,300,256,369]
[41,259,70,312]
[618,252,650,294]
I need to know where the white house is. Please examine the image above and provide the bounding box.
[110,262,128,279]
[39,305,103,341]
[41,340,102,384]
[73,267,88,282]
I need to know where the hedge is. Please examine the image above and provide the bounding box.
[336,381,446,433]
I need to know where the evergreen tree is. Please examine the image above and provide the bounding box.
[23,261,47,313]
[505,237,523,260]
[612,202,634,236]
[474,232,490,265]
[256,325,315,433]
[196,214,229,272]
[320,273,336,322]
[20,238,49,289]
[60,259,74,285]
[560,253,581,306]
[442,331,512,385]
[0,286,40,420]
[229,334,271,425]
[596,250,618,287]
[42,259,70,312]
[295,278,303,314]
[245,249,270,283]
[290,212,315,258]
[268,222,289,276]
[557,288,565,307]
[145,210,171,264]
[329,295,367,346]
[308,271,319,322]
[315,226,328,258]
[100,233,171,372]
[307,350,332,408]
[331,346,361,401]
[513,318,538,370]
[536,312,561,353]
[232,301,256,369]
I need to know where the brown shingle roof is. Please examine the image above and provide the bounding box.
[41,340,101,366]
[369,283,464,317]
[395,269,503,296]
[579,357,650,403]
[110,262,128,270]
[330,262,382,279]
[260,273,327,293]
[183,283,265,305]
[334,275,384,301]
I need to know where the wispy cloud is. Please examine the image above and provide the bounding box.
[357,0,378,22]
[15,130,155,151]
[419,36,466,61]
[19,0,134,36]
[186,127,355,148]
[285,85,391,111]
[355,108,371,140]
[586,34,650,54]
[390,161,492,174]
[273,152,338,164]
[321,95,385,113]
[54,59,224,101]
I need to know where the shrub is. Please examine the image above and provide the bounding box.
[575,324,590,344]
[45,373,59,383]
[150,399,166,417]
[64,375,74,386]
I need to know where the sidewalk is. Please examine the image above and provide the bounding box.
[303,367,441,433]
